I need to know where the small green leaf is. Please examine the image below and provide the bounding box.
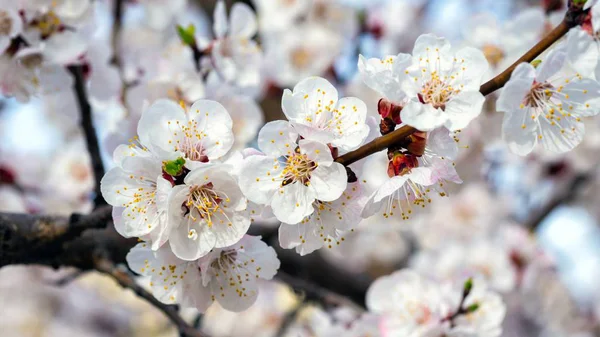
[572,0,588,5]
[466,303,480,313]
[164,157,186,176]
[177,24,196,46]
[463,278,473,294]
[531,59,542,68]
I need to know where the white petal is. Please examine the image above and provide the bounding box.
[126,243,155,276]
[229,3,257,38]
[188,99,234,160]
[539,115,584,153]
[566,28,599,77]
[443,91,485,131]
[309,163,347,202]
[271,183,316,224]
[137,99,186,159]
[497,71,534,112]
[501,107,539,156]
[412,34,451,61]
[454,47,489,90]
[213,0,228,38]
[281,76,339,125]
[561,79,600,116]
[299,139,333,165]
[239,155,283,204]
[401,100,445,131]
[537,46,566,83]
[257,120,298,157]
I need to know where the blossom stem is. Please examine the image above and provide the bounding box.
[336,15,578,167]
[68,65,107,207]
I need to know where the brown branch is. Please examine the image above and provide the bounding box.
[336,4,586,167]
[95,258,207,337]
[275,271,365,312]
[68,65,106,207]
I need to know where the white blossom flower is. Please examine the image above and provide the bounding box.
[0,50,72,102]
[400,34,488,131]
[567,3,600,79]
[497,47,600,155]
[263,24,342,87]
[0,2,23,54]
[278,181,365,255]
[366,270,450,337]
[126,235,280,312]
[211,1,262,92]
[21,0,93,64]
[137,99,234,168]
[462,8,546,77]
[101,143,172,250]
[281,76,369,152]
[252,0,310,35]
[411,241,517,293]
[359,34,488,131]
[361,127,461,219]
[446,279,506,337]
[239,121,347,224]
[367,270,506,337]
[167,164,251,261]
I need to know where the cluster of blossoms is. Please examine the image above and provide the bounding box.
[4,0,600,335]
[101,98,280,312]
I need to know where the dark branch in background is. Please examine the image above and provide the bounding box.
[0,207,204,337]
[335,2,588,167]
[67,65,106,207]
[525,171,592,230]
[95,258,208,337]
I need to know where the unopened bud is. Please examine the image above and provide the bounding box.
[466,303,479,313]
[531,59,542,68]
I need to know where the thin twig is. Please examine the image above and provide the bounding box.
[95,258,208,337]
[110,0,131,109]
[276,271,365,312]
[68,65,106,207]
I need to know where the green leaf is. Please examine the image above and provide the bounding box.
[531,59,542,68]
[163,157,186,176]
[466,303,480,313]
[177,24,196,46]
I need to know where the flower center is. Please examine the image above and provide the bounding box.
[291,47,311,69]
[281,152,317,186]
[0,11,12,35]
[482,44,505,67]
[171,118,210,163]
[210,250,237,271]
[387,152,418,178]
[419,74,459,109]
[34,11,62,39]
[524,81,554,108]
[186,183,223,227]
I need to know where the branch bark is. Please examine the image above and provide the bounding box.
[68,65,107,207]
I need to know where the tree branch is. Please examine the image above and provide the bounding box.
[68,65,106,207]
[336,5,583,167]
[95,258,208,337]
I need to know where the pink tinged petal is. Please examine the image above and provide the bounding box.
[299,139,334,165]
[561,78,600,116]
[271,182,316,224]
[229,3,257,38]
[213,0,228,38]
[536,46,566,83]
[309,163,347,202]
[566,28,599,76]
[501,107,539,156]
[427,128,459,159]
[443,91,485,131]
[188,99,234,160]
[290,122,335,145]
[401,100,445,131]
[373,175,409,203]
[257,120,298,157]
[239,155,283,204]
